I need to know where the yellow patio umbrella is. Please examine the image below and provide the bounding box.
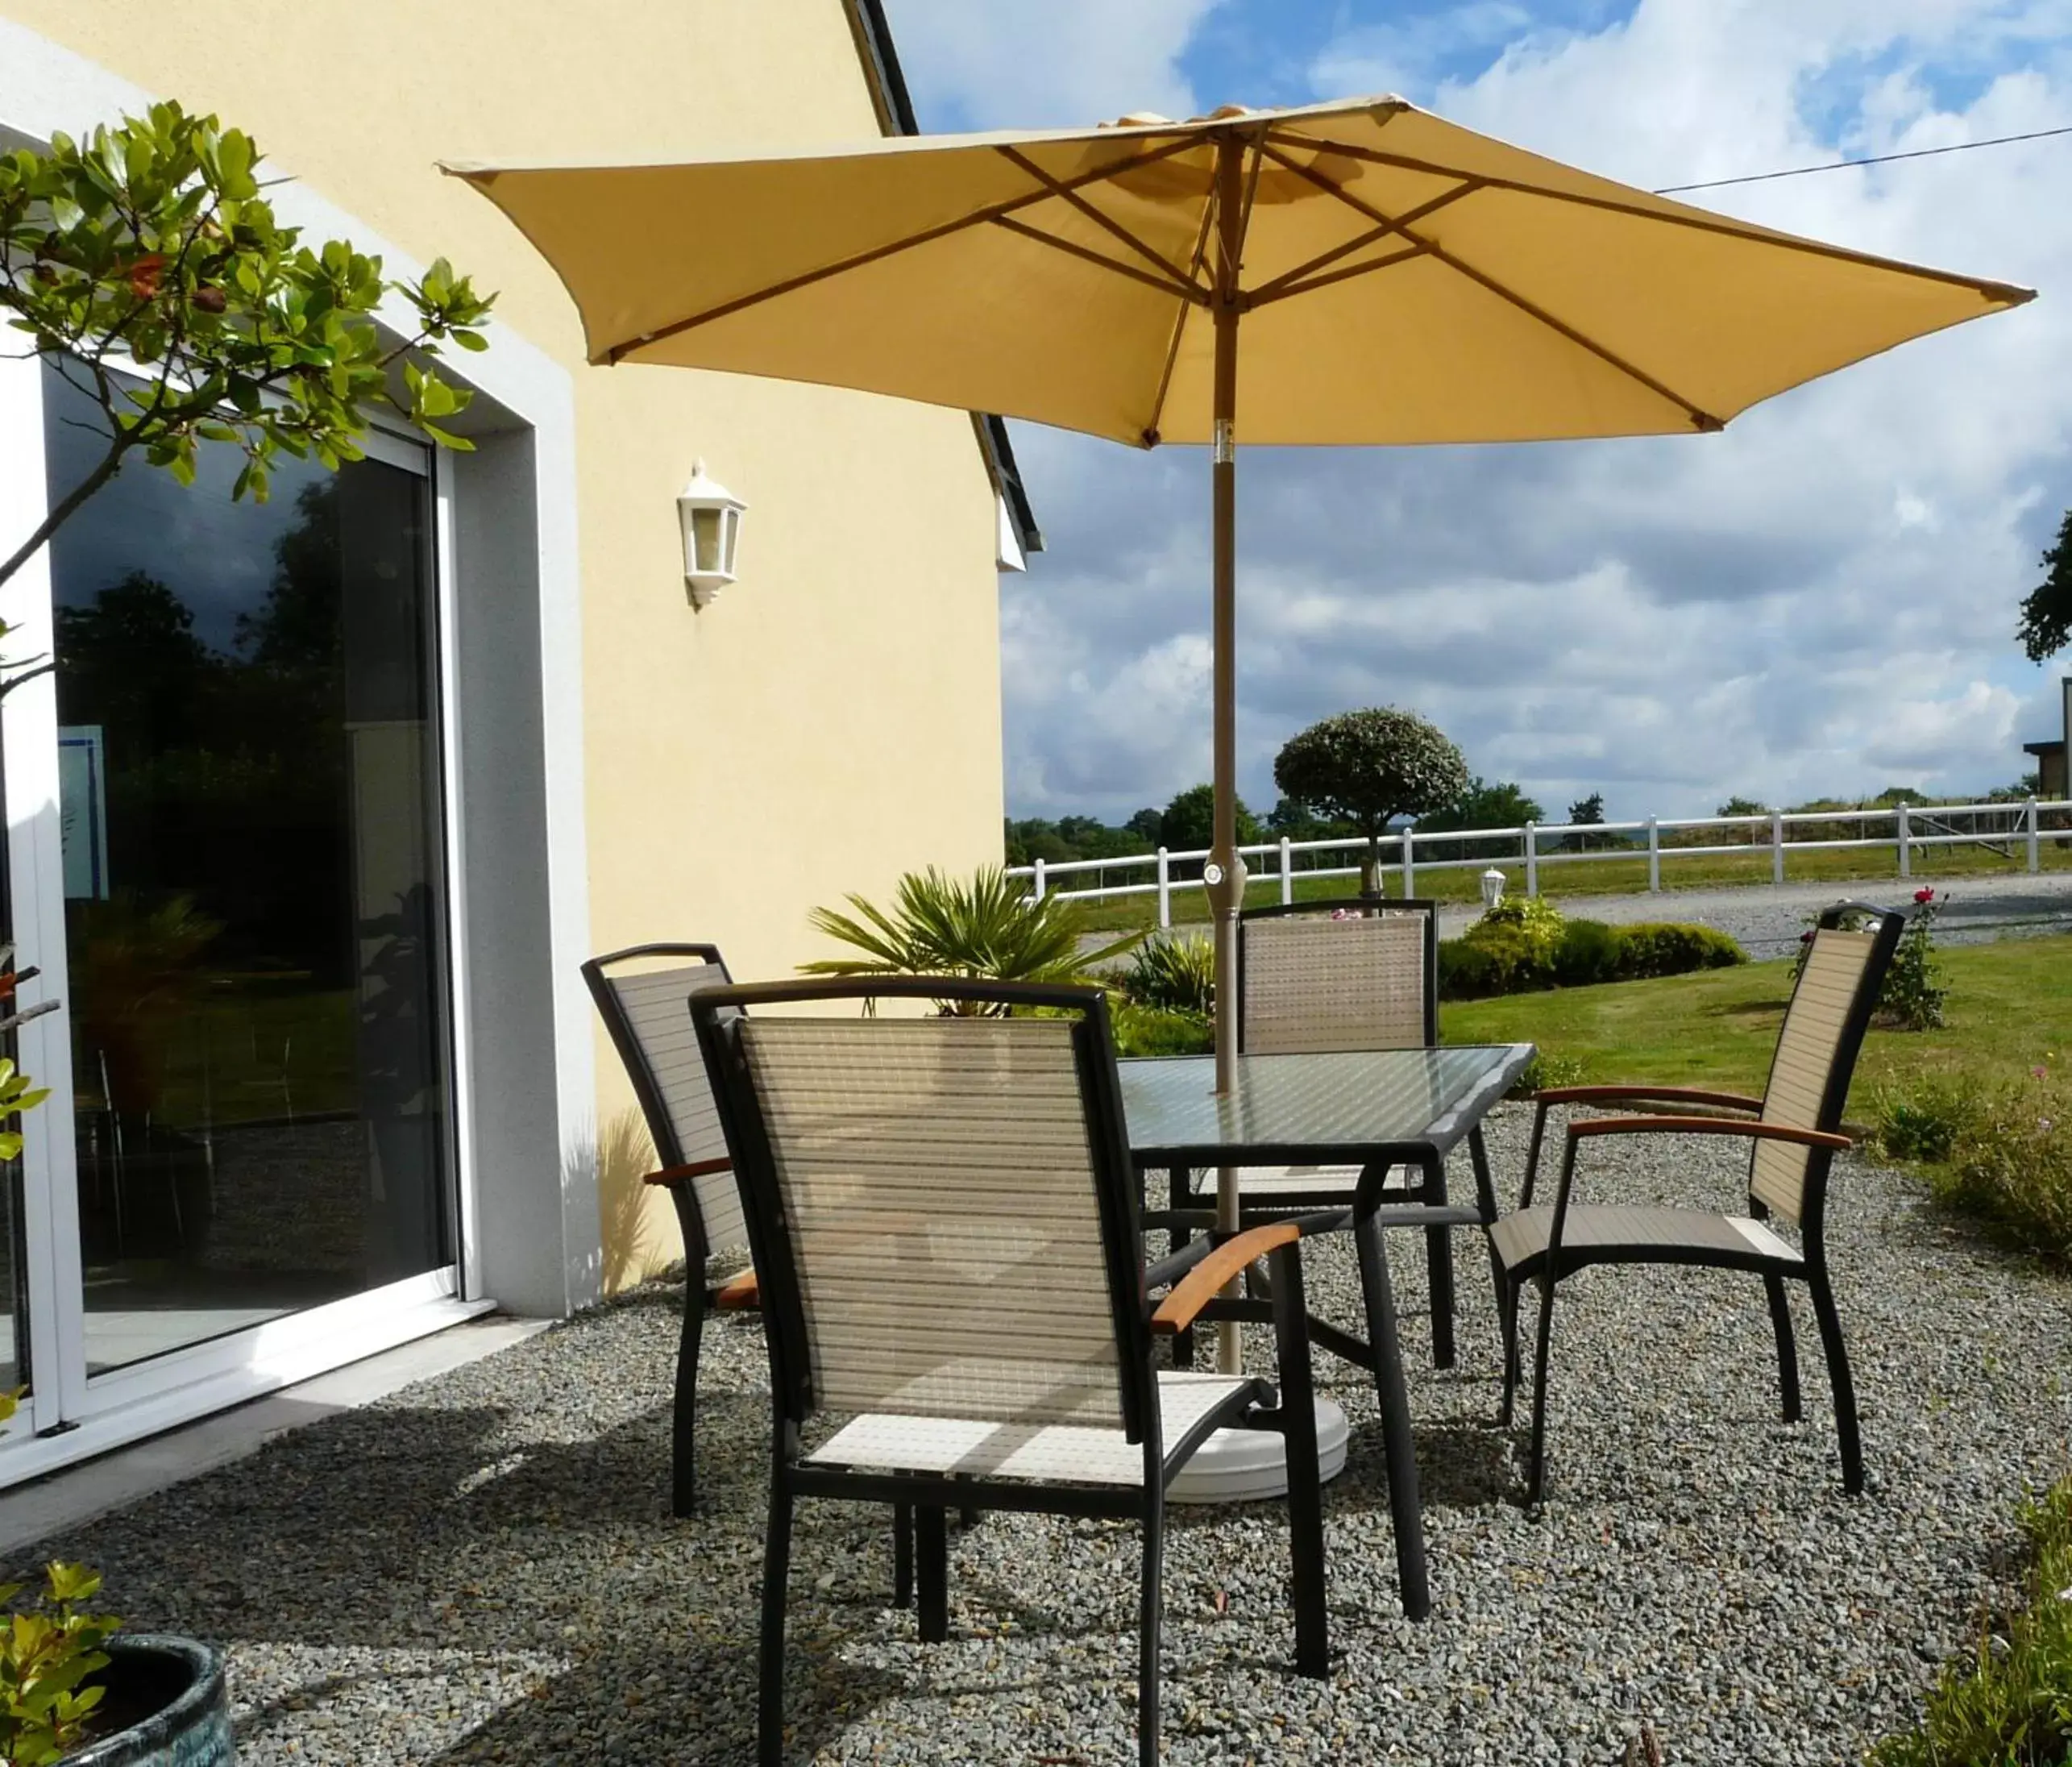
[446,95,2030,1371]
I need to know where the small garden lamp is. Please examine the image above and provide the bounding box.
[1480,867,1506,910]
[677,459,746,608]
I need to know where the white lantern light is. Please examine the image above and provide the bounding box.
[1480,867,1506,910]
[676,459,746,608]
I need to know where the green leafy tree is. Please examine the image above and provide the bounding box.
[1563,790,1610,852]
[1715,794,1767,817]
[0,101,493,641]
[1159,783,1260,878]
[1124,808,1165,844]
[1273,708,1468,895]
[2017,506,2072,661]
[1415,776,1543,859]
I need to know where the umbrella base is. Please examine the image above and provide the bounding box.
[1166,1396,1347,1504]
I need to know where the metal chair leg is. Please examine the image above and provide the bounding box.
[893,1503,914,1607]
[1763,1271,1802,1424]
[1269,1242,1329,1675]
[1354,1214,1429,1619]
[917,1506,949,1642]
[1808,1268,1864,1495]
[671,1288,706,1517]
[758,1477,794,1767]
[1499,1276,1522,1428]
[1138,1485,1165,1767]
[1526,1274,1559,1506]
[1169,1166,1195,1370]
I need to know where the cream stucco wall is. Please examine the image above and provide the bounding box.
[15,1,1008,1287]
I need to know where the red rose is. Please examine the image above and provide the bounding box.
[1913,887,1934,904]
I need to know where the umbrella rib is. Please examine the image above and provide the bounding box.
[994,144,1210,300]
[1247,179,1483,306]
[1252,242,1428,306]
[1256,139,1725,430]
[602,135,1206,361]
[990,214,1213,305]
[1142,195,1219,447]
[1270,132,2033,304]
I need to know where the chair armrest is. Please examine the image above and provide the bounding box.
[1535,1084,1763,1113]
[1567,1115,1850,1150]
[1150,1224,1302,1336]
[645,1156,731,1187]
[709,1268,759,1311]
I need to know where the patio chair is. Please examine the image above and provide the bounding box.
[581,944,764,1517]
[1491,902,1904,1503]
[689,975,1329,1767]
[1165,896,1502,1373]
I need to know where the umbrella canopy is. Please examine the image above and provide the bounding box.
[448,97,2029,1377]
[446,95,2028,447]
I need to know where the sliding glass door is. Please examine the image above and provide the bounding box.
[38,363,455,1378]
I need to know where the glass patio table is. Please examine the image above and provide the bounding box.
[1119,1043,1535,1619]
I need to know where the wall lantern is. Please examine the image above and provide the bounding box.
[677,459,746,608]
[1480,867,1506,911]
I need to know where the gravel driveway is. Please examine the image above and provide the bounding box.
[31,1106,2072,1765]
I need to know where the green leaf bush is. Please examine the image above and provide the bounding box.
[1119,935,1215,1018]
[1438,898,1744,1000]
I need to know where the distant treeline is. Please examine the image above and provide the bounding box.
[1007,775,2047,867]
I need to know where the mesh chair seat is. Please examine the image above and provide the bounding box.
[1490,1204,1801,1273]
[809,1372,1256,1485]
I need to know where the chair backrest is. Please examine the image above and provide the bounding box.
[691,978,1151,1441]
[1750,903,1905,1224]
[1237,897,1439,1054]
[581,942,747,1258]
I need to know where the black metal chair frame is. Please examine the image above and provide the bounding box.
[1500,901,1905,1504]
[691,975,1329,1767]
[1161,896,1503,1377]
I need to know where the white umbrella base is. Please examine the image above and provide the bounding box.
[1165,1396,1348,1505]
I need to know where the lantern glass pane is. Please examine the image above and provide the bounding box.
[720,506,740,573]
[691,506,723,574]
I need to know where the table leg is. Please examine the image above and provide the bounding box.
[1355,1212,1430,1619]
[1422,1154,1457,1371]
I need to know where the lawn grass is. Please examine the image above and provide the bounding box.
[1062,840,2072,933]
[1439,933,2072,1114]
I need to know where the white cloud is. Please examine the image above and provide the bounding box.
[878,0,1218,131]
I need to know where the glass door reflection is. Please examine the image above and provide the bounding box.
[41,364,453,1374]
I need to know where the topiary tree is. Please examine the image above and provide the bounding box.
[0,101,492,665]
[1273,708,1468,896]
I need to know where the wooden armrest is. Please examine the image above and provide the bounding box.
[1537,1084,1763,1113]
[1568,1115,1850,1150]
[710,1269,759,1311]
[645,1156,731,1187]
[1150,1224,1300,1336]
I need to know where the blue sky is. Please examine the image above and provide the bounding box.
[880,0,2072,823]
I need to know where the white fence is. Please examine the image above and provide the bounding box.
[1008,798,2072,930]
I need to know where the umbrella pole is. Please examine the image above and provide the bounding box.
[1206,131,1248,1375]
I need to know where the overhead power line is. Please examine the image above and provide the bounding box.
[1653,123,2072,194]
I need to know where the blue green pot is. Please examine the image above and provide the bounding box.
[64,1636,231,1766]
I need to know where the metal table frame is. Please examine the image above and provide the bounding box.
[1121,1044,1534,1618]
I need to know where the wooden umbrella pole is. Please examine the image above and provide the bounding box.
[1207,130,1249,1375]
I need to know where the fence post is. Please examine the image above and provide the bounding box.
[1523,822,1538,897]
[1156,847,1170,929]
[1771,811,1785,886]
[1032,857,1046,902]
[1897,802,1912,879]
[1280,835,1293,905]
[1401,827,1415,897]
[1646,817,1659,892]
[2028,796,2041,874]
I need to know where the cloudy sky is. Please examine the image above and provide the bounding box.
[879,0,2072,824]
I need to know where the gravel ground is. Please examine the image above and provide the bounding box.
[29,1107,2072,1765]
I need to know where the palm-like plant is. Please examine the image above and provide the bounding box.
[803,867,1142,1014]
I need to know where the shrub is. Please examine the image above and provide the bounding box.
[1119,935,1215,1017]
[1792,889,1945,1030]
[1926,1071,2072,1264]
[1616,921,1746,979]
[1439,921,1543,999]
[1509,1050,1587,1098]
[1868,1476,2072,1766]
[1552,917,1623,987]
[1474,894,1566,965]
[1871,1073,1987,1165]
[1111,1003,1212,1058]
